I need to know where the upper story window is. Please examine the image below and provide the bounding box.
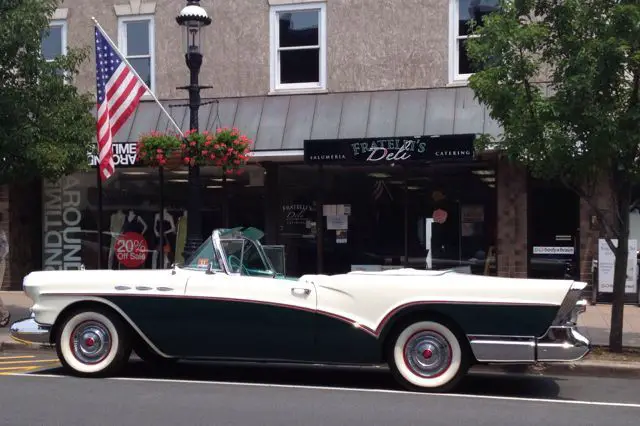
[118,15,154,93]
[269,2,327,93]
[41,20,67,62]
[449,0,499,84]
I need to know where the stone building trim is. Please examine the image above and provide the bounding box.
[114,0,156,16]
[52,8,68,20]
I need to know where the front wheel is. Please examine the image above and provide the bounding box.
[387,320,470,393]
[56,308,131,377]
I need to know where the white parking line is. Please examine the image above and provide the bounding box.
[4,372,640,409]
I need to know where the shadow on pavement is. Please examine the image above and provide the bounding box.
[34,359,561,400]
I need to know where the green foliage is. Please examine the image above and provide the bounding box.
[0,0,95,184]
[466,0,640,192]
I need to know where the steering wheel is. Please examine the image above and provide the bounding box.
[227,255,249,275]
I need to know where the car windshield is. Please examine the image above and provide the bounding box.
[183,237,222,271]
[220,237,275,277]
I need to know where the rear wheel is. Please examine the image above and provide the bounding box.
[387,319,470,393]
[56,308,131,377]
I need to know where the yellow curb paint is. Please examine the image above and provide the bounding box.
[0,359,59,366]
[0,366,41,372]
[0,356,35,361]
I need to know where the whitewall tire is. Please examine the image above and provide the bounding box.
[387,320,469,392]
[56,309,131,377]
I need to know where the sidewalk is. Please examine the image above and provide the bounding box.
[2,290,640,349]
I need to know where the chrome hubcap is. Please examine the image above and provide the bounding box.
[71,321,111,364]
[404,331,451,378]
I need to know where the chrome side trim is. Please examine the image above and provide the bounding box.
[9,318,52,345]
[536,326,590,362]
[468,335,536,362]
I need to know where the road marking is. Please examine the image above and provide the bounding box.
[0,359,59,366]
[4,373,640,409]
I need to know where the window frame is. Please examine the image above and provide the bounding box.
[269,2,327,93]
[448,0,479,84]
[42,19,68,62]
[117,14,155,96]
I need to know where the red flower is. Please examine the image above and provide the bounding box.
[210,154,216,160]
[184,157,191,164]
[190,141,197,147]
[204,141,211,147]
[202,150,208,155]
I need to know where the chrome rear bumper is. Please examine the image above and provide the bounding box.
[469,290,590,364]
[9,318,52,345]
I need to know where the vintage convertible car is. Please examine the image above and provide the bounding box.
[10,228,590,392]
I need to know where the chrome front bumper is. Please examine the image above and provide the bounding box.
[9,318,52,346]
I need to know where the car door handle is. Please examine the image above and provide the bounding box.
[291,288,311,296]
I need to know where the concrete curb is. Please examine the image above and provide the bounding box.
[475,360,640,379]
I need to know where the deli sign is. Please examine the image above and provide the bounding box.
[303,135,475,165]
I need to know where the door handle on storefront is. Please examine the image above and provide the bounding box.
[291,288,311,296]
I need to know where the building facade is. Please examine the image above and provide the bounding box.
[1,0,631,301]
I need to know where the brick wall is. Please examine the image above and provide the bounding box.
[0,185,9,290]
[496,158,528,278]
[579,177,614,283]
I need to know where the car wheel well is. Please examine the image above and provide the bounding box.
[50,301,140,347]
[379,308,473,363]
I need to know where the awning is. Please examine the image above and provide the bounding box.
[105,87,502,152]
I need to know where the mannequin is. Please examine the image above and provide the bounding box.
[108,210,125,269]
[153,208,176,269]
[174,210,188,265]
[121,210,148,235]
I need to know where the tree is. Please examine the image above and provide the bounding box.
[0,0,95,184]
[465,0,640,352]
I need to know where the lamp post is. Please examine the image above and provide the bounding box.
[176,0,212,261]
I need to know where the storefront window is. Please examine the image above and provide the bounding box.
[278,163,497,276]
[42,164,266,271]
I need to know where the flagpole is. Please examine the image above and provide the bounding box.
[91,16,185,138]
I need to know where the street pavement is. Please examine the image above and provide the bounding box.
[0,357,639,425]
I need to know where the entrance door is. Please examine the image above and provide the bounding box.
[528,181,580,279]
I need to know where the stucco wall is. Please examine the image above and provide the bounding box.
[63,0,450,99]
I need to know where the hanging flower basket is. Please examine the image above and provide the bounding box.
[181,127,252,174]
[136,132,182,168]
[136,127,253,173]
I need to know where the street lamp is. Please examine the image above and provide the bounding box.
[176,0,212,261]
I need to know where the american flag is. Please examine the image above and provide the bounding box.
[94,26,146,181]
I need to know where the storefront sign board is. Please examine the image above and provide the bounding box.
[304,135,475,165]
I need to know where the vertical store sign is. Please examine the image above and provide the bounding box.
[597,238,638,294]
[42,176,83,270]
